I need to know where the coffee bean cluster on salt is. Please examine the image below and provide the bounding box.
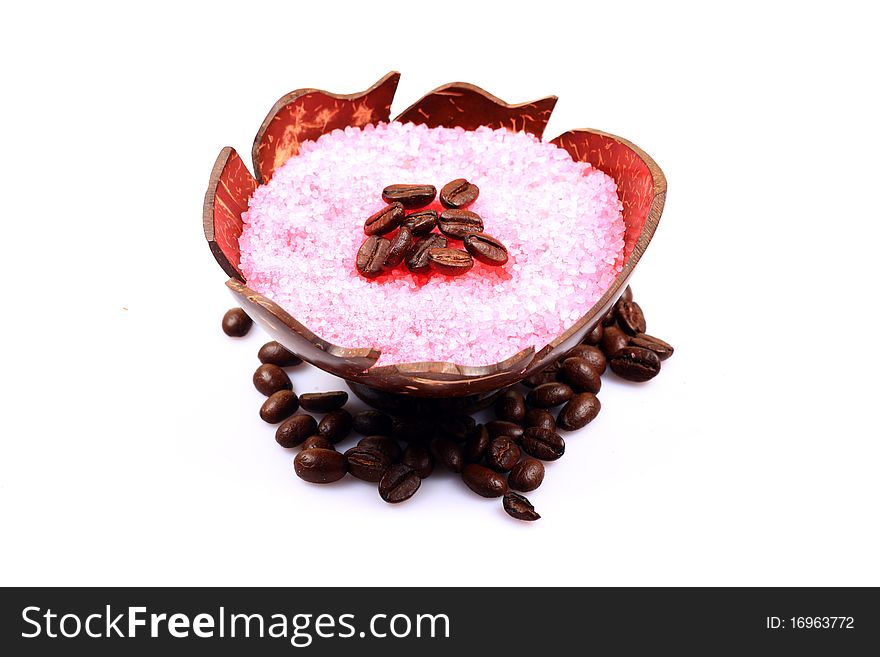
[356,179,509,279]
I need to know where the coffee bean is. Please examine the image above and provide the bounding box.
[630,333,674,361]
[275,413,318,448]
[317,408,353,443]
[462,464,508,498]
[344,446,392,482]
[222,308,252,337]
[601,325,630,356]
[430,437,464,473]
[353,410,393,436]
[258,341,302,367]
[463,233,508,266]
[259,390,299,424]
[508,458,545,492]
[583,322,604,346]
[503,492,540,521]
[438,209,484,240]
[557,393,601,431]
[609,346,661,382]
[565,344,606,374]
[621,285,634,302]
[486,437,521,473]
[294,448,347,484]
[521,427,565,461]
[463,424,490,463]
[559,357,602,394]
[602,309,617,327]
[427,247,474,276]
[391,416,431,442]
[357,235,392,278]
[437,414,477,443]
[522,367,559,388]
[485,420,524,443]
[402,209,439,236]
[617,300,647,335]
[439,178,479,209]
[364,202,405,236]
[358,435,402,462]
[299,391,348,413]
[526,382,574,408]
[378,463,421,503]
[401,443,434,478]
[523,408,556,432]
[406,234,447,273]
[382,226,415,268]
[382,184,437,209]
[495,389,526,423]
[302,435,335,451]
[252,363,293,397]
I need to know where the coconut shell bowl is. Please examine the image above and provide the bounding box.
[203,72,666,414]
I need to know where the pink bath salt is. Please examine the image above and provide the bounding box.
[239,122,625,366]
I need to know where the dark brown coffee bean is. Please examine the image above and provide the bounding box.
[485,420,524,443]
[275,414,318,448]
[462,464,508,498]
[602,309,617,327]
[438,209,484,240]
[406,234,447,273]
[523,408,555,432]
[601,325,629,356]
[294,448,347,484]
[298,391,348,413]
[463,424,490,463]
[486,437,521,473]
[364,202,405,236]
[621,285,634,302]
[508,458,545,492]
[583,322,604,346]
[463,233,508,266]
[378,463,421,503]
[401,443,434,478]
[402,209,439,236]
[521,427,565,461]
[252,363,293,397]
[430,437,464,473]
[522,366,559,388]
[526,382,574,408]
[503,492,540,521]
[630,333,674,361]
[559,357,602,394]
[439,178,479,209]
[344,446,392,482]
[557,393,601,431]
[617,300,646,335]
[391,416,431,442]
[382,184,436,209]
[609,346,661,382]
[258,341,303,367]
[427,248,473,276]
[357,235,391,278]
[317,408,353,443]
[353,410,393,436]
[358,435,402,462]
[259,390,299,424]
[565,344,606,374]
[302,435,335,451]
[382,226,415,269]
[222,308,252,337]
[495,389,526,423]
[437,414,477,443]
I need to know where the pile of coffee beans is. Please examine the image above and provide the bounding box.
[356,179,509,279]
[221,286,672,521]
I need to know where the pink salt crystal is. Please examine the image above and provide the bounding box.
[239,122,625,366]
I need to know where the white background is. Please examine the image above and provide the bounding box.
[1,1,877,586]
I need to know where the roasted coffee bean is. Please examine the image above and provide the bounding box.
[275,413,318,448]
[317,408,353,443]
[462,464,508,498]
[258,341,302,367]
[406,234,448,273]
[383,226,415,268]
[260,390,299,424]
[486,437,521,473]
[357,235,392,278]
[252,364,293,397]
[438,209,484,240]
[602,309,617,327]
[427,247,473,276]
[495,389,526,423]
[508,458,545,492]
[559,357,602,394]
[503,492,540,521]
[358,435,402,462]
[344,446,392,482]
[391,416,431,442]
[353,410,393,436]
[294,448,347,484]
[485,420,524,443]
[630,333,674,361]
[617,300,647,335]
[302,435,335,451]
[401,443,434,478]
[402,209,439,236]
[437,414,477,443]
[621,285,634,302]
[583,322,604,346]
[557,393,601,431]
[439,178,479,209]
[601,325,630,356]
[463,233,508,266]
[299,391,349,413]
[382,184,437,209]
[379,463,421,503]
[526,382,574,408]
[521,427,565,461]
[565,344,606,375]
[430,437,464,473]
[523,408,556,432]
[522,366,559,388]
[463,424,490,463]
[222,308,252,337]
[609,346,661,382]
[364,202,405,236]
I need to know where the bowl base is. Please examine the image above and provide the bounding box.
[347,381,505,416]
